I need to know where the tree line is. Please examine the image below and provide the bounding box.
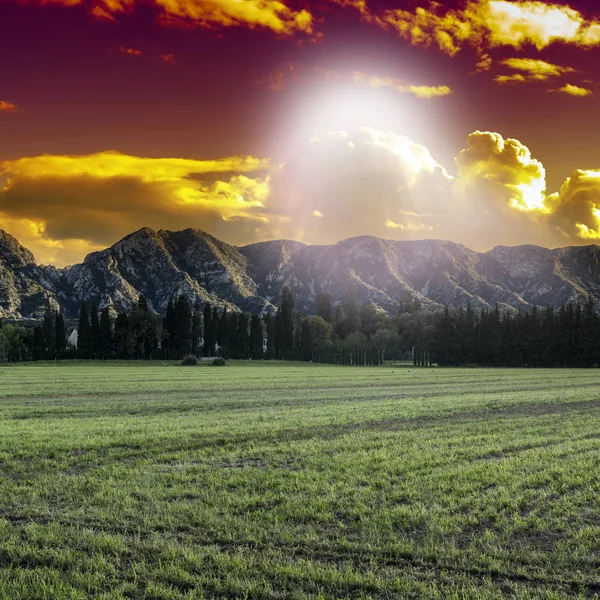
[431,299,600,368]
[1,287,599,367]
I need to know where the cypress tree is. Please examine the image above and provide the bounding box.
[333,304,346,340]
[55,311,66,354]
[210,306,220,354]
[91,305,101,355]
[173,295,192,355]
[274,310,285,359]
[100,308,113,357]
[343,285,361,337]
[218,307,228,351]
[300,319,312,361]
[191,310,202,355]
[432,306,454,366]
[250,315,264,359]
[31,325,45,360]
[42,301,55,353]
[280,286,295,353]
[202,303,212,355]
[315,292,333,323]
[228,311,239,358]
[237,313,250,359]
[582,297,599,366]
[77,302,91,356]
[264,313,275,359]
[164,298,175,352]
[114,312,130,358]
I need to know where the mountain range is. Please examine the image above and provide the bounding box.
[1,226,600,319]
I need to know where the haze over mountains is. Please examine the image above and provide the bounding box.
[1,226,600,319]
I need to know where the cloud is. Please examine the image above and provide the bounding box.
[553,83,592,96]
[493,73,528,85]
[0,101,19,112]
[546,171,600,240]
[263,64,451,99]
[472,53,492,73]
[154,52,176,64]
[12,0,314,36]
[351,72,452,98]
[5,130,600,266]
[374,0,600,56]
[153,0,314,35]
[118,45,142,56]
[500,58,574,79]
[455,130,547,212]
[263,63,300,92]
[0,152,272,264]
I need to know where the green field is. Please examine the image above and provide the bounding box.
[1,363,600,599]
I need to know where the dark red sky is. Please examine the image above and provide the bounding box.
[3,0,600,264]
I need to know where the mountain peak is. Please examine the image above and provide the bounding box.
[0,229,36,266]
[2,227,600,319]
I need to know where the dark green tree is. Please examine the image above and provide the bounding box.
[164,298,175,352]
[129,297,160,358]
[228,311,240,358]
[31,325,45,360]
[191,309,202,356]
[77,302,91,356]
[55,311,66,353]
[173,295,192,355]
[237,313,250,359]
[264,313,275,359]
[90,305,101,355]
[210,307,220,355]
[218,307,228,352]
[250,315,264,359]
[343,285,361,337]
[300,319,313,361]
[315,292,333,323]
[280,286,295,354]
[202,303,213,355]
[274,310,285,359]
[100,308,113,356]
[42,301,55,353]
[114,312,130,357]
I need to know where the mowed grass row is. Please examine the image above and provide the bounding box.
[0,364,599,599]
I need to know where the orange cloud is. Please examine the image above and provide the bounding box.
[264,63,299,92]
[11,0,314,36]
[119,45,142,56]
[553,83,592,96]
[352,71,452,98]
[0,152,273,263]
[500,58,574,80]
[155,53,176,64]
[153,0,314,35]
[0,101,19,112]
[375,0,600,56]
[263,64,451,99]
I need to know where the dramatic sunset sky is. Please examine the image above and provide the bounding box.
[3,0,600,264]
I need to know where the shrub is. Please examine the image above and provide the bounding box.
[212,357,226,366]
[181,354,198,366]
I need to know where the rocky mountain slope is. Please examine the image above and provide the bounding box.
[1,226,600,318]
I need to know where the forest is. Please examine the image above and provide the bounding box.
[0,287,598,367]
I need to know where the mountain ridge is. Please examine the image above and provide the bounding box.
[1,226,599,319]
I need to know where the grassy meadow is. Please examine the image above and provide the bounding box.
[0,362,599,599]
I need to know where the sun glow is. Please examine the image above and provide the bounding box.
[295,81,406,139]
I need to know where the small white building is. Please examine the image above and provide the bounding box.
[68,328,78,349]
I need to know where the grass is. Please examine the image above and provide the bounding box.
[0,362,599,599]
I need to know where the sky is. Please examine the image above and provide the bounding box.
[3,0,600,265]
